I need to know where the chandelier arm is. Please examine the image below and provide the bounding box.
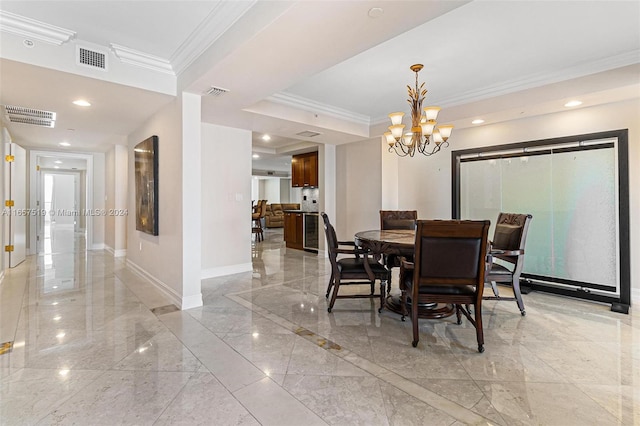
[419,140,449,156]
[388,144,411,157]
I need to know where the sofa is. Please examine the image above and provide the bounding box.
[265,203,300,228]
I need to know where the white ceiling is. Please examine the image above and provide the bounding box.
[0,1,638,173]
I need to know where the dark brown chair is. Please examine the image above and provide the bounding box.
[485,213,533,316]
[380,210,418,231]
[252,200,267,241]
[400,220,490,352]
[321,213,390,313]
[379,210,417,291]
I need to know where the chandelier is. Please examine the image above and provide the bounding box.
[384,64,453,157]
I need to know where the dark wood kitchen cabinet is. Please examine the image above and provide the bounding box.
[291,152,318,188]
[284,211,304,249]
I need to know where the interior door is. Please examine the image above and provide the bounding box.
[4,143,26,267]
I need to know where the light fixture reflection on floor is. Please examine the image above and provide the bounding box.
[384,64,453,157]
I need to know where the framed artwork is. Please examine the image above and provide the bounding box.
[134,135,158,235]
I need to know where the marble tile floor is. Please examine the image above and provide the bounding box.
[1,227,639,425]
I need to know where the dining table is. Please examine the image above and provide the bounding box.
[354,229,456,319]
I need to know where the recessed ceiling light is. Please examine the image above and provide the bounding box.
[262,134,271,141]
[59,142,70,147]
[73,100,91,107]
[54,166,60,169]
[368,7,384,18]
[252,154,260,159]
[471,119,485,125]
[54,160,62,164]
[564,100,582,107]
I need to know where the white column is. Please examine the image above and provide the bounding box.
[181,92,203,309]
[381,136,399,209]
[319,144,336,255]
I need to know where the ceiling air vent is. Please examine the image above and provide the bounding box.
[4,105,56,128]
[205,86,229,97]
[296,130,321,138]
[77,46,107,70]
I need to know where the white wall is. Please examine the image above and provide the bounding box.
[201,123,252,278]
[263,178,280,204]
[127,98,184,304]
[280,179,291,203]
[335,137,382,239]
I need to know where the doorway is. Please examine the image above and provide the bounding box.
[40,171,83,254]
[31,152,91,255]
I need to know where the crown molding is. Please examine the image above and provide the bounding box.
[371,50,640,124]
[171,0,256,75]
[268,92,371,126]
[110,43,174,75]
[442,50,640,108]
[0,10,75,45]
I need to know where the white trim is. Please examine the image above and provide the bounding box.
[268,92,371,126]
[201,263,252,280]
[110,43,174,75]
[90,243,105,250]
[181,294,203,310]
[104,245,127,258]
[171,1,256,75]
[0,10,76,45]
[632,288,640,307]
[126,259,182,308]
[0,269,4,286]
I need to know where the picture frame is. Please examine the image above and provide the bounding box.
[134,135,159,235]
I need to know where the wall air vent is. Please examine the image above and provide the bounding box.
[4,105,56,128]
[205,86,229,97]
[77,46,107,70]
[296,130,322,138]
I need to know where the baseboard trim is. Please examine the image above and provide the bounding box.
[201,263,252,280]
[105,245,127,258]
[90,243,105,250]
[632,288,640,306]
[0,269,4,286]
[126,259,182,308]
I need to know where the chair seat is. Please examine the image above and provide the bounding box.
[338,257,388,275]
[486,262,513,277]
[405,278,476,295]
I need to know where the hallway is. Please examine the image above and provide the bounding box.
[0,229,638,425]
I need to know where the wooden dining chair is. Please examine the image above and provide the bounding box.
[379,210,418,292]
[485,213,533,316]
[252,200,267,241]
[321,213,390,312]
[400,219,490,352]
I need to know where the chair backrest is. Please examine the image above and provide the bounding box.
[259,200,268,217]
[413,220,490,289]
[492,213,533,265]
[322,212,344,272]
[380,210,418,230]
[321,212,338,254]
